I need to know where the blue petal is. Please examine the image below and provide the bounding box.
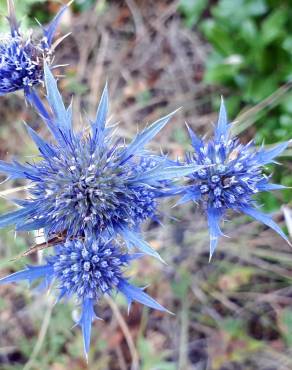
[120,227,164,262]
[76,298,98,359]
[43,4,69,46]
[176,187,201,205]
[257,182,287,192]
[91,83,108,142]
[0,265,53,285]
[67,100,73,125]
[186,123,203,151]
[25,123,56,158]
[33,271,55,293]
[215,97,229,141]
[16,217,47,232]
[131,163,209,184]
[11,199,29,207]
[254,142,288,165]
[0,207,34,229]
[119,109,179,163]
[25,88,51,121]
[118,280,169,313]
[0,160,38,179]
[44,64,71,133]
[207,208,223,261]
[25,89,65,144]
[240,206,290,245]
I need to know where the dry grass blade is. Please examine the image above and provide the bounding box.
[10,233,67,261]
[178,297,189,370]
[22,296,55,370]
[283,206,292,239]
[232,82,292,136]
[0,185,31,197]
[106,296,139,370]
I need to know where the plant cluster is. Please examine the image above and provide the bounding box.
[0,0,290,359]
[179,0,292,208]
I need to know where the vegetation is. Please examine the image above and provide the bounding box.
[180,0,292,209]
[0,1,291,369]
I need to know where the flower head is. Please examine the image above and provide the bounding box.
[0,0,68,96]
[0,235,168,357]
[179,98,290,260]
[0,64,203,260]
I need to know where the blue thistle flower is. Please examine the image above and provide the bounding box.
[0,64,204,261]
[0,235,168,358]
[0,0,68,96]
[179,98,290,260]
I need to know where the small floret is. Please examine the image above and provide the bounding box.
[0,0,68,96]
[0,236,168,358]
[0,65,205,260]
[179,98,290,260]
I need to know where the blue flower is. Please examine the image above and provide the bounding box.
[0,235,168,358]
[0,64,204,261]
[179,98,290,260]
[0,0,68,96]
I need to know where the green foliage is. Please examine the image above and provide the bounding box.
[0,0,45,32]
[179,0,208,27]
[281,308,292,346]
[138,337,176,370]
[179,0,292,210]
[171,267,191,300]
[199,0,292,114]
[71,0,107,13]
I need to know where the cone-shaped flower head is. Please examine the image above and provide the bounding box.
[0,65,204,260]
[0,235,168,358]
[0,0,68,96]
[179,98,290,260]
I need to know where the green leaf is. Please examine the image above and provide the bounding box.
[0,0,46,31]
[179,0,209,27]
[245,0,268,16]
[171,268,191,300]
[244,77,278,102]
[282,36,292,54]
[281,308,292,346]
[204,57,242,84]
[261,8,287,45]
[220,318,244,337]
[138,337,176,370]
[240,19,258,45]
[200,20,235,55]
[212,0,267,24]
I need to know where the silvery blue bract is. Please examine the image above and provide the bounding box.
[0,0,68,96]
[179,98,290,260]
[0,235,168,358]
[0,64,205,261]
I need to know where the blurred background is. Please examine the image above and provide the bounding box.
[0,0,292,369]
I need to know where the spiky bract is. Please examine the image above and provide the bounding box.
[0,64,204,260]
[0,236,167,357]
[0,0,67,95]
[179,98,290,259]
